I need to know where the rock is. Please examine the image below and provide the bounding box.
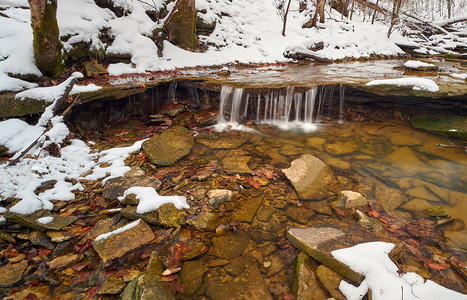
[4,210,49,232]
[306,137,325,150]
[207,189,233,207]
[224,256,256,276]
[183,239,208,260]
[103,175,161,201]
[355,210,386,233]
[282,154,336,200]
[146,251,164,276]
[98,276,125,295]
[406,186,440,202]
[193,108,218,127]
[157,203,187,227]
[190,170,211,181]
[401,199,433,212]
[279,144,302,156]
[47,253,82,270]
[444,231,467,251]
[234,195,263,223]
[423,184,466,205]
[323,141,358,155]
[411,114,467,139]
[47,231,80,243]
[120,207,160,225]
[390,131,424,146]
[197,134,248,149]
[438,219,465,232]
[83,60,107,77]
[267,254,286,277]
[161,103,186,117]
[373,183,405,211]
[286,207,315,224]
[256,206,275,222]
[0,260,28,287]
[292,252,329,300]
[337,190,368,208]
[384,147,424,174]
[213,233,250,260]
[0,230,16,243]
[323,156,351,169]
[425,206,447,217]
[4,285,50,300]
[311,200,333,215]
[316,265,345,300]
[92,220,155,263]
[143,126,194,166]
[121,272,175,300]
[179,260,207,296]
[206,264,273,300]
[187,211,221,230]
[29,231,55,249]
[222,156,254,174]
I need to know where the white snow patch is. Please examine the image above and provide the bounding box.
[15,76,76,102]
[332,242,467,300]
[70,84,102,95]
[0,207,6,213]
[37,216,54,224]
[94,219,141,242]
[450,73,467,79]
[366,78,440,92]
[404,60,436,68]
[118,186,189,214]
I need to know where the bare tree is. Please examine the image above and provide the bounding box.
[387,0,403,37]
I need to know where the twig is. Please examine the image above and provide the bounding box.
[163,0,182,27]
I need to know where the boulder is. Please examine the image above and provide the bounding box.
[282,154,336,200]
[143,126,194,166]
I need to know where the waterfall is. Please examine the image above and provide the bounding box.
[215,84,344,132]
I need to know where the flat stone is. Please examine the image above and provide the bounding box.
[47,253,82,270]
[256,206,275,222]
[401,199,433,212]
[103,175,161,201]
[311,200,333,215]
[4,210,49,232]
[439,219,465,232]
[282,154,336,200]
[197,134,248,149]
[183,239,208,260]
[337,190,368,208]
[29,231,55,249]
[306,137,325,150]
[213,233,250,260]
[92,220,155,263]
[143,126,194,166]
[406,186,440,202]
[390,131,424,146]
[193,107,218,127]
[224,256,256,277]
[180,260,207,296]
[267,254,286,277]
[279,144,302,156]
[323,141,358,155]
[207,189,233,207]
[286,224,398,284]
[187,210,221,230]
[384,147,424,174]
[206,264,273,300]
[98,277,125,295]
[47,231,80,243]
[0,260,28,287]
[286,207,315,224]
[234,195,263,223]
[119,206,160,225]
[292,252,329,299]
[43,215,78,231]
[157,203,187,227]
[222,156,254,174]
[316,265,345,300]
[444,231,467,251]
[161,103,186,117]
[83,60,107,77]
[374,182,405,211]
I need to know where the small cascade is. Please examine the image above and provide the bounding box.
[168,80,177,102]
[216,84,346,132]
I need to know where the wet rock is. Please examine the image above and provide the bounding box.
[213,233,250,260]
[143,126,194,166]
[190,170,211,181]
[292,252,329,299]
[384,147,423,174]
[324,140,358,155]
[306,137,325,150]
[282,154,336,200]
[206,264,273,300]
[157,203,187,227]
[193,108,218,127]
[411,114,467,139]
[187,211,221,230]
[267,254,286,277]
[401,199,433,212]
[4,210,49,232]
[207,189,233,207]
[316,265,345,300]
[311,200,333,215]
[390,131,424,146]
[355,210,386,233]
[47,253,82,270]
[29,231,55,249]
[423,184,466,205]
[279,144,302,156]
[438,219,465,232]
[4,285,50,299]
[337,190,368,208]
[102,175,161,201]
[222,155,254,174]
[425,206,447,217]
[286,207,315,224]
[286,226,363,284]
[234,195,263,223]
[98,276,125,295]
[256,206,275,222]
[323,156,351,169]
[224,256,256,276]
[161,103,186,117]
[406,186,440,202]
[0,260,27,287]
[0,230,16,243]
[92,220,155,263]
[41,215,78,231]
[47,230,80,243]
[183,239,208,260]
[180,260,207,296]
[373,183,405,211]
[120,206,160,225]
[121,272,175,300]
[197,134,248,149]
[146,251,164,276]
[444,231,467,251]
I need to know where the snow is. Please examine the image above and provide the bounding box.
[70,84,102,95]
[450,73,467,79]
[118,186,189,214]
[404,60,436,68]
[37,216,54,224]
[366,78,440,92]
[94,219,141,242]
[332,242,467,300]
[16,75,78,102]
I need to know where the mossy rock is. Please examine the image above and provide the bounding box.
[63,41,106,63]
[411,114,467,140]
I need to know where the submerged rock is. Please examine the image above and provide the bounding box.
[337,190,368,208]
[212,233,250,260]
[234,194,263,223]
[292,252,329,299]
[98,276,125,295]
[187,210,221,230]
[157,203,187,227]
[316,265,345,300]
[197,134,248,149]
[286,207,315,224]
[0,260,28,287]
[143,126,194,166]
[179,260,207,296]
[92,220,155,263]
[282,154,336,200]
[222,155,254,174]
[46,253,82,270]
[411,114,467,139]
[323,140,358,155]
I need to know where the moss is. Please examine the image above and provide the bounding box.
[167,0,197,49]
[439,54,467,60]
[32,2,62,77]
[411,114,467,140]
[63,41,106,64]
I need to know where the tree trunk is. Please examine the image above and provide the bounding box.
[28,0,62,77]
[282,0,293,36]
[312,0,326,26]
[371,0,379,24]
[387,0,402,37]
[447,0,451,19]
[165,0,197,49]
[350,0,355,20]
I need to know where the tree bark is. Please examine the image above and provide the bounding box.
[371,0,379,24]
[165,0,197,49]
[282,0,293,36]
[312,0,326,26]
[28,0,62,77]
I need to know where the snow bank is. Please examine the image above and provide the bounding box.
[332,242,467,300]
[404,60,436,68]
[118,186,189,214]
[366,78,440,92]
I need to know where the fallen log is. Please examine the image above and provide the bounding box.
[283,47,333,63]
[437,15,467,27]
